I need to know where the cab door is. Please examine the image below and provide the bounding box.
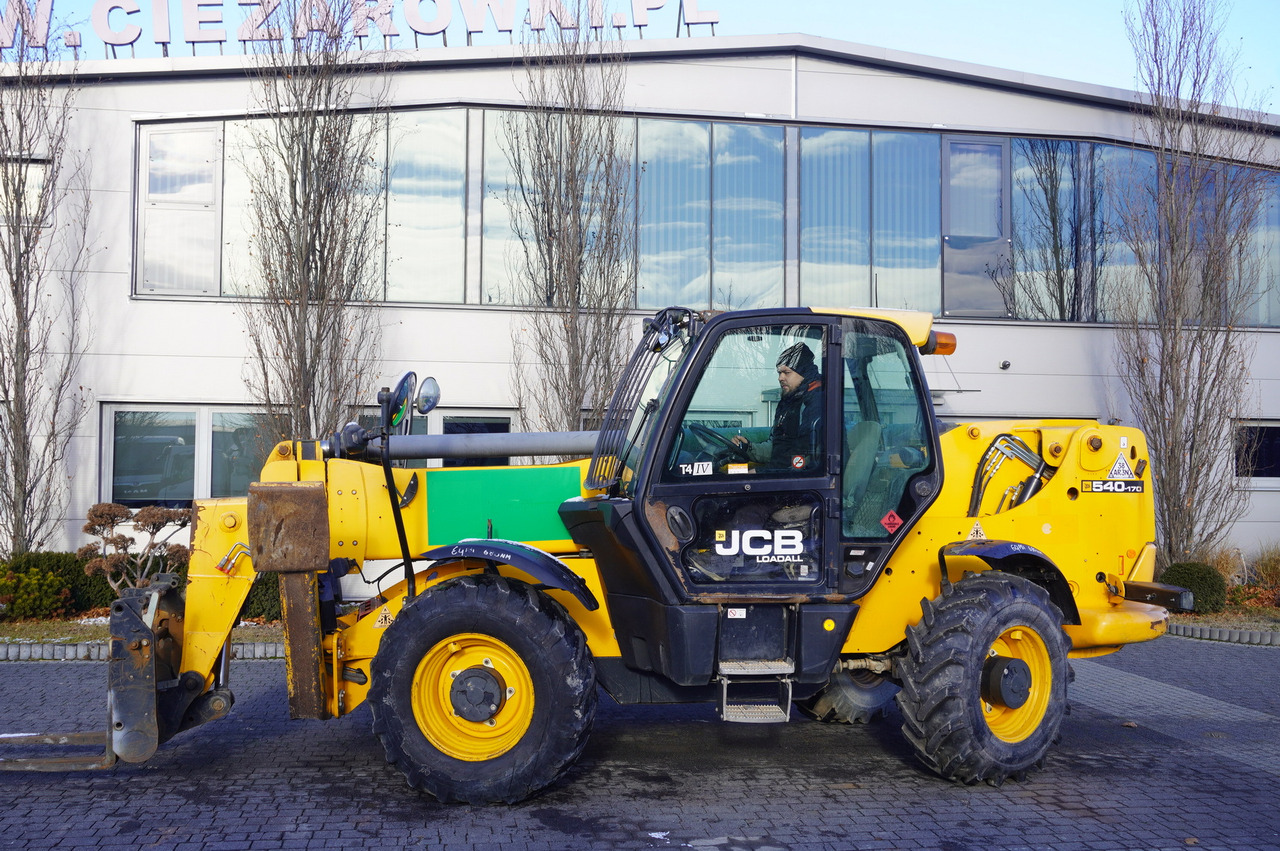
[642,315,841,597]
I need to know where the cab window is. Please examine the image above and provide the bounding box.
[664,324,827,480]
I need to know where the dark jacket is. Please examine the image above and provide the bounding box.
[768,378,823,471]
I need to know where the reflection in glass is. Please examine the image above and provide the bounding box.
[211,412,275,498]
[481,110,527,305]
[872,132,941,313]
[638,120,711,309]
[112,411,197,507]
[943,139,1009,316]
[142,126,220,295]
[387,110,467,303]
[221,121,266,297]
[800,127,870,307]
[1094,144,1157,321]
[443,416,511,467]
[992,139,1097,321]
[147,128,217,204]
[220,116,387,300]
[712,123,784,310]
[1243,175,1280,327]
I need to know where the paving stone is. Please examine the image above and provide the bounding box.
[1,641,1279,850]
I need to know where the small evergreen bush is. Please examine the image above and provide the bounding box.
[241,572,282,621]
[4,551,114,613]
[1163,561,1227,613]
[0,568,71,620]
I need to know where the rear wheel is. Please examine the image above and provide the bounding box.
[369,574,596,804]
[895,571,1069,785]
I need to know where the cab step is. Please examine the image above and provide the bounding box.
[717,670,793,724]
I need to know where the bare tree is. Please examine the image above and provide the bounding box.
[501,0,636,439]
[234,0,390,442]
[0,26,91,558]
[1111,0,1273,567]
[992,139,1108,321]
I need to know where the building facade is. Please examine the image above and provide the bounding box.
[23,33,1280,554]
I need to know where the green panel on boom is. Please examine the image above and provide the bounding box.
[424,465,583,544]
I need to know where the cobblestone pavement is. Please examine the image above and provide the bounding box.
[0,635,1277,851]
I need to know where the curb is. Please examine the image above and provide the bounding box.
[0,642,286,662]
[1166,623,1280,646]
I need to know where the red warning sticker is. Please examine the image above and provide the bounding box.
[881,510,903,533]
[791,455,806,470]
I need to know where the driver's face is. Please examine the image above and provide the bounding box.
[777,365,804,397]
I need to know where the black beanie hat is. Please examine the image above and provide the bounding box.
[777,342,819,382]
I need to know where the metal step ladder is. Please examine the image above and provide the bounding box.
[717,658,795,723]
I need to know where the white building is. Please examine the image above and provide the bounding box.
[14,22,1280,554]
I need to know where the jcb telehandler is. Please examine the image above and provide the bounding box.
[1,306,1192,803]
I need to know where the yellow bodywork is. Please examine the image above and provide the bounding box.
[182,309,1168,720]
[840,420,1164,658]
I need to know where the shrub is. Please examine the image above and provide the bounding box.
[77,503,192,594]
[242,572,282,622]
[1204,546,1247,585]
[0,568,71,620]
[1162,561,1227,613]
[1227,584,1279,608]
[4,551,114,613]
[1250,542,1280,589]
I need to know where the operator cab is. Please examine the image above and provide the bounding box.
[561,307,946,710]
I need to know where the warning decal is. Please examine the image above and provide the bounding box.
[1108,453,1136,479]
[374,606,394,629]
[881,511,903,533]
[967,521,987,540]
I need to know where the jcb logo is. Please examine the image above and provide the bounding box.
[714,529,804,557]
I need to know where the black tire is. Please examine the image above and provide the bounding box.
[368,574,597,804]
[895,571,1069,785]
[798,669,899,724]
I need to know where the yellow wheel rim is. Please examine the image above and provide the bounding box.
[411,633,535,762]
[982,625,1052,743]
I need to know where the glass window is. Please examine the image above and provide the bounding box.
[442,416,510,467]
[840,318,931,539]
[111,410,197,507]
[998,138,1096,321]
[211,412,276,498]
[1237,424,1280,478]
[1094,143,1158,321]
[872,132,941,313]
[665,323,827,479]
[220,120,260,297]
[139,124,221,295]
[481,109,529,306]
[711,123,784,310]
[800,127,871,307]
[637,119,711,309]
[220,115,387,300]
[387,110,467,304]
[943,137,1011,317]
[1243,174,1280,327]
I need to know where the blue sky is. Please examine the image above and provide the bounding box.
[45,0,1279,108]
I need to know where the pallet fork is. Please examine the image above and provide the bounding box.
[0,574,234,771]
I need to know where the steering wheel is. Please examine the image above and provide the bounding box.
[687,422,752,462]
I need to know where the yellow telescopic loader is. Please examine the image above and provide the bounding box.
[1,306,1191,803]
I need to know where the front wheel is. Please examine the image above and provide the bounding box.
[895,571,1069,785]
[369,574,596,804]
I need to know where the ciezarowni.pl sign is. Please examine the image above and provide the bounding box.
[1,0,720,57]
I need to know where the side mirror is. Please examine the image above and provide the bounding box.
[416,376,441,415]
[384,371,417,436]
